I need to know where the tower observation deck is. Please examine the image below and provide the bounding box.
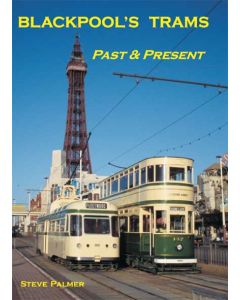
[63,35,92,177]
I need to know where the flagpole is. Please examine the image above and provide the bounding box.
[217,155,227,243]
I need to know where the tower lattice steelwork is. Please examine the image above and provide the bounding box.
[64,35,92,177]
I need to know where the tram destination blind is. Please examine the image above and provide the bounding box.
[85,203,107,209]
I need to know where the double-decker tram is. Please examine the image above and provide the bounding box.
[100,157,197,272]
[36,185,120,270]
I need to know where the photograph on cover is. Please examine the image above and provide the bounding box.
[12,1,228,299]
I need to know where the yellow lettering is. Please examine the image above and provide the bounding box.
[199,16,209,28]
[143,50,154,59]
[160,17,171,28]
[129,16,139,28]
[30,17,41,28]
[18,17,29,28]
[41,17,53,28]
[66,17,77,28]
[149,16,159,28]
[53,16,65,28]
[92,50,104,59]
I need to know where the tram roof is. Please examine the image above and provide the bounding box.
[104,156,194,179]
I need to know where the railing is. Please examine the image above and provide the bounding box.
[194,244,228,266]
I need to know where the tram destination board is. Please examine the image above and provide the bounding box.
[85,203,107,209]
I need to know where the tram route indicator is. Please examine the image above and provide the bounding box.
[85,203,107,209]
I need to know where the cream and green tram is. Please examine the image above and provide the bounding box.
[36,185,120,269]
[100,157,197,272]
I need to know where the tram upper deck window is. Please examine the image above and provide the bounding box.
[170,215,185,233]
[147,165,154,182]
[120,216,128,232]
[120,175,128,191]
[84,216,110,234]
[156,165,164,181]
[141,167,146,184]
[129,172,134,188]
[130,215,139,232]
[187,166,193,183]
[70,215,82,236]
[111,179,118,194]
[111,216,119,237]
[156,210,167,233]
[169,167,185,181]
[135,169,139,186]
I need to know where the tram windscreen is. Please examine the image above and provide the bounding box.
[84,216,110,234]
[70,215,82,236]
[170,215,185,233]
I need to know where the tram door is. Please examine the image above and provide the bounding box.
[141,208,153,256]
[44,221,49,255]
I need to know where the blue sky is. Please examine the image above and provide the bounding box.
[13,0,228,203]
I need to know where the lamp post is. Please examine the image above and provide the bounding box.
[216,155,227,243]
[44,177,50,211]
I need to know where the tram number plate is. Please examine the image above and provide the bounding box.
[86,203,107,209]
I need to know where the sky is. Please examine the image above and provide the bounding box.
[12,0,228,204]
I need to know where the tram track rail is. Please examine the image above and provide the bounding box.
[14,237,228,300]
[14,239,168,299]
[160,274,227,294]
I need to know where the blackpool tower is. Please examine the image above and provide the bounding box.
[63,35,92,177]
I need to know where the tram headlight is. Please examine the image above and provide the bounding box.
[76,243,81,248]
[113,243,118,249]
[176,244,183,251]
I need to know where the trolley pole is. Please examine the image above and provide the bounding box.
[216,156,227,243]
[79,150,82,199]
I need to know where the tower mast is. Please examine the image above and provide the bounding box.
[64,34,92,177]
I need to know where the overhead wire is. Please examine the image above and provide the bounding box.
[90,0,224,134]
[95,89,227,172]
[156,122,227,154]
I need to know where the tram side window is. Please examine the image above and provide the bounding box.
[169,167,185,181]
[56,220,60,232]
[188,211,193,233]
[156,165,164,181]
[135,169,139,186]
[111,179,118,194]
[111,216,119,237]
[187,166,193,183]
[120,175,128,191]
[130,215,139,232]
[143,215,150,232]
[84,217,110,234]
[170,215,185,233]
[147,166,154,182]
[60,219,65,232]
[50,221,55,232]
[156,211,167,232]
[70,215,82,236]
[120,216,128,232]
[141,167,146,185]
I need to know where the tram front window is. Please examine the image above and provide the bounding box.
[84,217,110,234]
[170,215,185,233]
[156,210,167,233]
[70,215,82,236]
